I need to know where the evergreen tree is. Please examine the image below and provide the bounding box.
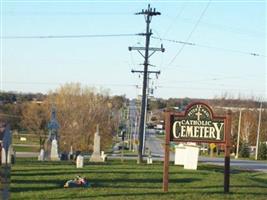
[240,142,250,158]
[258,143,267,160]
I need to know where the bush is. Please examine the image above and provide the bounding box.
[240,142,250,158]
[258,143,267,160]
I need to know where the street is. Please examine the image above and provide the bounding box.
[145,131,267,172]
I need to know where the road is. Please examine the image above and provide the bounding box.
[145,131,267,172]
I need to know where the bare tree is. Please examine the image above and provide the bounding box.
[48,83,120,152]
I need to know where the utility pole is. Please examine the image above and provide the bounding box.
[255,101,262,160]
[235,109,242,159]
[129,4,164,163]
[132,70,160,155]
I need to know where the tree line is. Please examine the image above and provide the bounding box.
[0,83,126,152]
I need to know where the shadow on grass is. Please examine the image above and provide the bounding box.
[92,177,201,188]
[11,170,164,177]
[248,174,267,186]
[198,165,248,174]
[46,190,267,200]
[11,177,201,193]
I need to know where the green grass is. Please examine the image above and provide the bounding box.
[13,145,40,152]
[10,158,267,200]
[13,134,41,145]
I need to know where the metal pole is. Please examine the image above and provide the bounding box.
[235,109,242,159]
[255,102,262,160]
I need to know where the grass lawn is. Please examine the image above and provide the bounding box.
[10,158,267,200]
[13,145,40,153]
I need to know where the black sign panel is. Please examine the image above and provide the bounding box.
[170,102,226,143]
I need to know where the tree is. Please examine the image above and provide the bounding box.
[49,83,120,152]
[21,101,50,149]
[258,143,267,160]
[240,142,250,158]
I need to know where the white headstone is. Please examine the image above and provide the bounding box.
[175,144,199,170]
[70,145,73,155]
[101,151,107,161]
[183,145,199,170]
[1,148,6,164]
[38,149,45,161]
[174,144,186,165]
[50,139,60,161]
[147,156,153,164]
[69,145,74,160]
[7,146,13,164]
[90,125,103,162]
[76,155,84,168]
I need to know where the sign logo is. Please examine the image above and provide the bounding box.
[170,103,225,143]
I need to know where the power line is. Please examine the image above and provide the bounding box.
[170,16,265,38]
[2,33,138,39]
[162,4,187,38]
[152,36,265,57]
[168,0,212,66]
[3,81,137,87]
[5,11,131,16]
[152,36,195,46]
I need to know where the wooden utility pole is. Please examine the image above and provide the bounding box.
[129,4,164,163]
[255,101,262,160]
[235,109,242,159]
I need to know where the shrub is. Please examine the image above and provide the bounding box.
[240,142,250,158]
[258,143,267,160]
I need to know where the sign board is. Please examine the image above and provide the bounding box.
[163,102,231,193]
[171,103,225,143]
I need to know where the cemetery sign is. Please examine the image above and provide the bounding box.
[171,103,225,143]
[163,102,232,194]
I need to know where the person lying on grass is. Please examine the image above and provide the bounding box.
[64,176,90,188]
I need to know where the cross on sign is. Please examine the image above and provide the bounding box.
[195,108,202,121]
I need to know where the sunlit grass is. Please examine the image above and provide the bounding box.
[10,158,267,200]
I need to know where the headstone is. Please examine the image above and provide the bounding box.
[1,125,12,165]
[50,139,60,161]
[175,144,199,170]
[90,125,103,162]
[7,146,13,164]
[1,148,6,164]
[47,106,60,141]
[76,155,84,168]
[38,149,45,161]
[147,156,153,164]
[60,152,68,160]
[101,151,107,161]
[147,150,153,164]
[183,144,199,170]
[174,144,186,165]
[69,145,74,160]
[45,106,60,160]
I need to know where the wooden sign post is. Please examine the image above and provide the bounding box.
[163,102,231,193]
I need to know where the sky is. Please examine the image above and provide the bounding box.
[1,0,266,99]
